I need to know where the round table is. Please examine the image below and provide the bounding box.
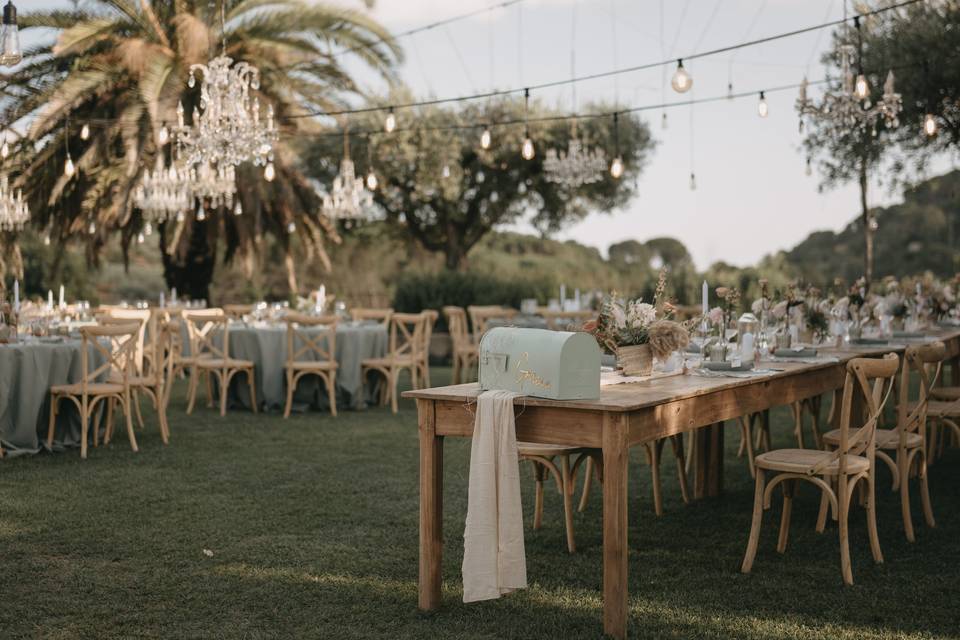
[183,322,389,412]
[0,338,106,456]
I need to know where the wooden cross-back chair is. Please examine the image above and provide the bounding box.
[923,356,960,463]
[417,310,439,389]
[223,304,255,321]
[101,309,172,445]
[361,312,427,414]
[351,308,393,327]
[823,342,944,542]
[182,309,258,416]
[443,306,478,384]
[467,305,517,342]
[47,323,141,459]
[283,312,339,418]
[741,353,899,585]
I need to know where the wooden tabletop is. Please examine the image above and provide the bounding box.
[404,329,960,413]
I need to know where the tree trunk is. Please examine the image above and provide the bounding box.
[159,219,217,304]
[859,160,873,284]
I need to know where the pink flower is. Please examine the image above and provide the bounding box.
[771,300,788,319]
[707,306,724,326]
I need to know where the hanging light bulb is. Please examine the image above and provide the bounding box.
[158,123,169,146]
[855,74,869,101]
[805,157,813,176]
[264,162,275,182]
[384,107,396,133]
[689,172,696,191]
[521,133,535,161]
[64,153,75,178]
[610,156,624,179]
[80,123,90,141]
[365,169,378,191]
[0,0,22,67]
[441,165,450,179]
[43,233,51,246]
[923,113,938,137]
[137,232,145,244]
[661,112,668,130]
[196,202,206,221]
[234,200,243,215]
[757,91,768,118]
[88,221,96,234]
[727,82,734,100]
[287,221,296,234]
[480,126,492,150]
[671,59,692,93]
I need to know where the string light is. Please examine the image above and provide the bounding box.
[610,156,623,179]
[757,91,768,118]
[43,232,50,245]
[0,0,21,67]
[441,164,450,179]
[384,107,396,133]
[365,169,378,190]
[158,123,169,146]
[689,172,696,191]
[80,123,90,140]
[286,221,296,234]
[365,136,378,190]
[87,221,96,234]
[64,153,75,178]
[671,59,692,93]
[264,162,275,182]
[196,202,206,221]
[609,112,623,179]
[234,199,243,215]
[480,126,492,149]
[521,88,534,160]
[923,113,938,137]
[805,157,813,176]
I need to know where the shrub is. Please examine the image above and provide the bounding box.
[392,270,556,331]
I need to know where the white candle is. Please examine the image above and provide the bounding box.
[318,284,326,311]
[574,288,581,311]
[560,284,566,305]
[13,279,19,312]
[48,290,54,309]
[701,280,708,316]
[171,287,177,304]
[58,284,65,308]
[740,332,754,360]
[159,292,165,308]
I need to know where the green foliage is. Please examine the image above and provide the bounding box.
[2,230,98,303]
[392,270,555,330]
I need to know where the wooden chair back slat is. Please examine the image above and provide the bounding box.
[898,342,945,438]
[285,313,338,364]
[102,309,153,376]
[182,309,229,361]
[389,313,426,359]
[467,305,517,341]
[351,308,393,326]
[443,306,471,349]
[79,324,139,390]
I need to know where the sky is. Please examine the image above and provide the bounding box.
[24,0,957,269]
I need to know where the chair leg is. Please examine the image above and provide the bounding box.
[452,356,460,385]
[205,370,215,408]
[578,457,593,513]
[918,451,936,529]
[219,371,229,417]
[839,477,854,585]
[103,397,114,445]
[792,402,805,449]
[533,462,545,530]
[900,453,916,543]
[776,480,794,554]
[46,395,59,448]
[647,441,663,517]
[669,434,690,504]
[123,391,139,453]
[328,374,338,418]
[186,366,199,415]
[809,396,823,449]
[79,406,89,460]
[284,371,295,419]
[133,390,145,430]
[561,455,576,553]
[741,468,766,574]
[248,368,258,414]
[157,387,170,445]
[389,369,399,414]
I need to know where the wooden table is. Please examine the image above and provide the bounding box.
[404,329,960,639]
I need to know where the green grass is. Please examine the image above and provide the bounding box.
[2,368,959,639]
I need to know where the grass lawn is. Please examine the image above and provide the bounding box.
[2,367,959,639]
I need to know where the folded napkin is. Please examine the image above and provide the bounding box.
[774,347,817,358]
[462,390,527,603]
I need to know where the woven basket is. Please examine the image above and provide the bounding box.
[617,343,653,376]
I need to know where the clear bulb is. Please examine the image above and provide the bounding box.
[757,94,768,118]
[671,60,692,94]
[43,233,51,246]
[441,165,450,179]
[80,124,90,140]
[689,172,696,191]
[0,1,22,67]
[854,74,869,100]
[521,137,535,160]
[64,154,75,178]
[365,170,378,191]
[158,124,169,146]
[264,162,275,182]
[137,232,145,244]
[805,158,812,176]
[384,110,396,133]
[923,113,938,137]
[610,156,624,179]
[234,200,243,215]
[88,222,96,234]
[480,127,491,149]
[196,203,205,221]
[287,222,296,234]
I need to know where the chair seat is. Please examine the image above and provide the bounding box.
[517,442,593,457]
[107,373,160,388]
[196,357,254,369]
[907,399,960,417]
[754,448,870,476]
[287,360,338,371]
[51,382,124,396]
[822,427,922,450]
[931,386,960,401]
[362,356,416,368]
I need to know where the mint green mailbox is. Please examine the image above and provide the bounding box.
[479,327,601,400]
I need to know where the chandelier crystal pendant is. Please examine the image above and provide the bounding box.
[0,173,28,230]
[543,122,608,188]
[189,160,238,209]
[323,130,373,222]
[133,155,191,223]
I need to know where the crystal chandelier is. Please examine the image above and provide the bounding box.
[796,16,902,137]
[543,123,608,188]
[133,155,191,223]
[323,131,372,221]
[174,3,277,168]
[0,172,28,230]
[189,161,237,209]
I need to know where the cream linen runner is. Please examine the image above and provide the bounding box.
[462,389,527,603]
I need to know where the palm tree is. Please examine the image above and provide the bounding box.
[1,0,401,301]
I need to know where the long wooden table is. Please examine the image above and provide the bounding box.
[404,329,960,639]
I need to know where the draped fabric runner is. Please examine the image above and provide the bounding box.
[462,389,527,603]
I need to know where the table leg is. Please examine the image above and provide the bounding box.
[693,422,725,499]
[602,412,629,639]
[418,399,443,610]
[951,356,960,387]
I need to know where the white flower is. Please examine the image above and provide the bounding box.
[627,301,657,328]
[609,302,627,329]
[751,299,765,315]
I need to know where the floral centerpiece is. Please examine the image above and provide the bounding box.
[588,271,690,376]
[705,286,740,360]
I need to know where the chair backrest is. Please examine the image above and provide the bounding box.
[541,309,595,331]
[388,312,427,360]
[821,353,899,475]
[897,341,945,439]
[351,308,393,326]
[285,312,338,365]
[102,309,153,376]
[78,323,140,392]
[444,306,471,349]
[467,305,517,341]
[223,304,254,320]
[182,309,228,361]
[420,310,438,361]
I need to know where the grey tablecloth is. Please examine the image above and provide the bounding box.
[0,339,106,457]
[184,322,388,412]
